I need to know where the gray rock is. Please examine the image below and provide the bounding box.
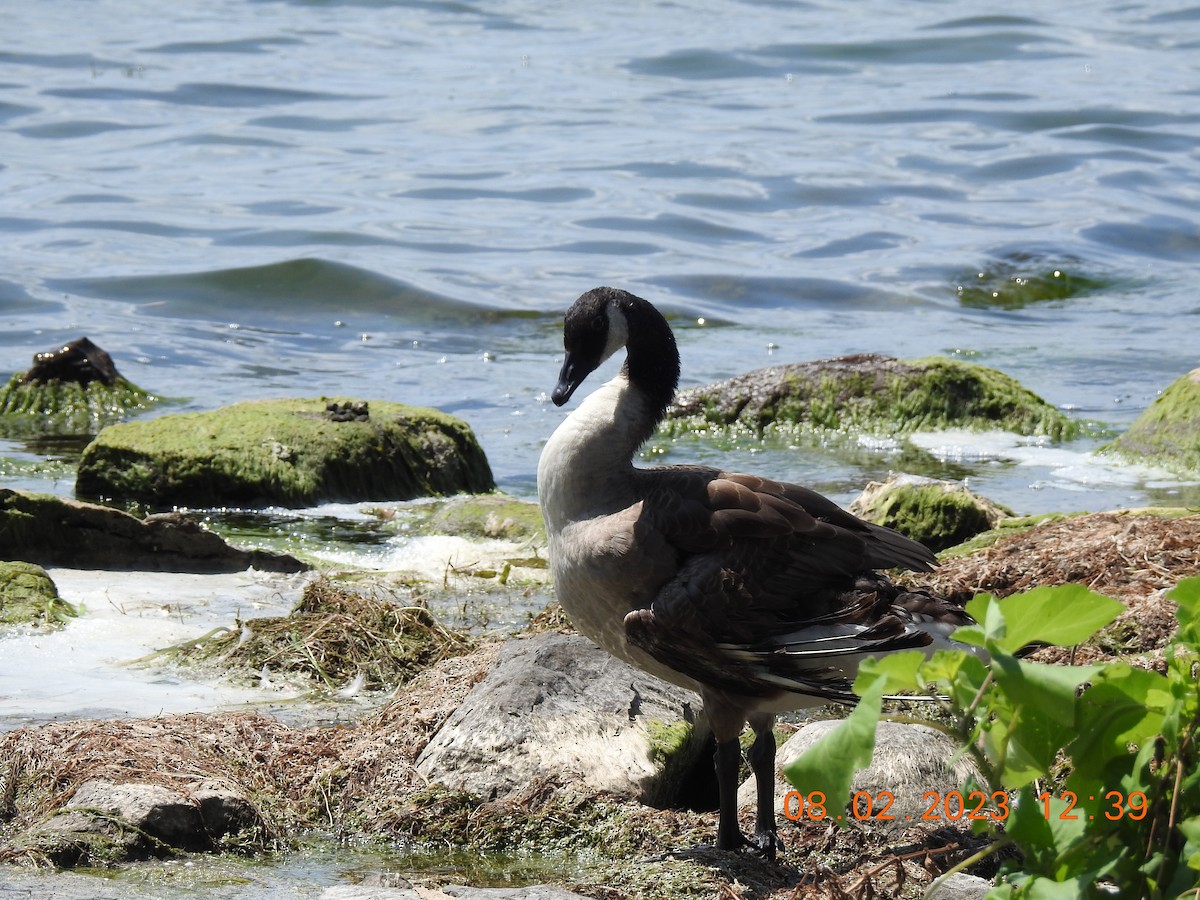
[925,872,994,899]
[0,488,306,573]
[739,720,984,832]
[23,778,266,866]
[415,633,702,804]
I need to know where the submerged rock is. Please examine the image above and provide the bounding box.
[1103,367,1200,477]
[0,337,160,436]
[75,396,495,508]
[0,560,77,629]
[415,633,705,806]
[850,473,1013,551]
[666,353,1079,439]
[0,488,306,573]
[385,492,545,543]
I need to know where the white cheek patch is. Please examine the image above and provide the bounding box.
[602,299,629,361]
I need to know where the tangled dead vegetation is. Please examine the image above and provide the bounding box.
[914,511,1200,664]
[149,576,474,693]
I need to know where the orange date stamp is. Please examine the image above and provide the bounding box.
[782,789,1149,823]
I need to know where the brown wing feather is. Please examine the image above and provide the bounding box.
[623,464,949,696]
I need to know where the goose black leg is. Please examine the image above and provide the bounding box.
[714,737,747,851]
[747,720,782,859]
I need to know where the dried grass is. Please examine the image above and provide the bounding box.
[164,576,474,692]
[910,511,1200,664]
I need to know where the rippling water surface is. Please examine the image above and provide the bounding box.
[5,0,1200,515]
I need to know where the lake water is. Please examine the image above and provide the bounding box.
[4,0,1200,518]
[2,1,1200,889]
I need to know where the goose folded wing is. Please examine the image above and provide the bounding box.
[625,559,950,703]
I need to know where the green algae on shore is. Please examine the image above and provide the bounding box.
[0,561,77,629]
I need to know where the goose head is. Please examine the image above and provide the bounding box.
[551,287,681,423]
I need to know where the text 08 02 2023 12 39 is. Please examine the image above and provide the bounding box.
[781,790,1150,823]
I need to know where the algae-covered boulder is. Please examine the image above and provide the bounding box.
[1102,368,1200,477]
[849,473,1013,552]
[0,488,306,573]
[666,353,1078,439]
[0,337,160,436]
[75,397,495,508]
[0,560,77,628]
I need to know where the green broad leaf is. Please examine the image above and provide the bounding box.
[782,678,883,823]
[1071,664,1169,782]
[1179,816,1200,871]
[993,655,1100,725]
[853,650,926,696]
[919,648,992,708]
[1168,576,1200,644]
[1006,786,1089,875]
[987,657,1101,786]
[1016,876,1108,900]
[956,591,1002,649]
[966,585,1124,654]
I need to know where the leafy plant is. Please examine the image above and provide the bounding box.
[783,579,1200,898]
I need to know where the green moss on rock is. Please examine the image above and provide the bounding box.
[1102,368,1200,476]
[849,474,1013,552]
[666,354,1079,440]
[75,397,495,508]
[0,561,77,628]
[0,373,159,437]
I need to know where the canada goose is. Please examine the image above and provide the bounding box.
[537,287,974,857]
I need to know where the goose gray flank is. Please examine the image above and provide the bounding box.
[536,287,975,857]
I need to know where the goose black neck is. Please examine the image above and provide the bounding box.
[616,292,680,425]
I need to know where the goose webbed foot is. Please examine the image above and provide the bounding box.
[749,824,783,860]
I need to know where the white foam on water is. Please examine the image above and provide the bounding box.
[0,569,312,731]
[907,429,1185,494]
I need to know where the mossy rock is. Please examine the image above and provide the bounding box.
[75,397,495,508]
[0,560,77,628]
[0,372,159,437]
[849,473,1013,552]
[666,353,1079,440]
[1102,368,1200,476]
